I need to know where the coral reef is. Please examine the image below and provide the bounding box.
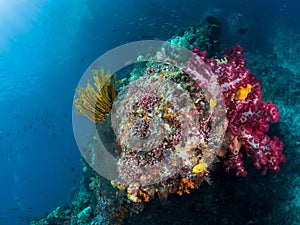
[32,17,290,225]
[106,43,284,203]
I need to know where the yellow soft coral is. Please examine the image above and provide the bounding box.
[209,98,216,109]
[111,180,126,190]
[192,162,208,174]
[74,68,119,123]
[235,84,253,100]
[127,193,142,203]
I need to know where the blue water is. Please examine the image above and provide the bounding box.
[0,0,299,224]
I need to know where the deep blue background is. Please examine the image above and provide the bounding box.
[0,0,299,224]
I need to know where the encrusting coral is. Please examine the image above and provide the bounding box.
[74,68,119,123]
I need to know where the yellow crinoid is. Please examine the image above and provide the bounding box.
[74,68,119,123]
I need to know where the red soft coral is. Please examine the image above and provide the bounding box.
[188,44,285,176]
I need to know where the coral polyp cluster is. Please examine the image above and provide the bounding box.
[110,63,224,202]
[74,68,119,123]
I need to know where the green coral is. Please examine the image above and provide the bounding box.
[77,206,92,224]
